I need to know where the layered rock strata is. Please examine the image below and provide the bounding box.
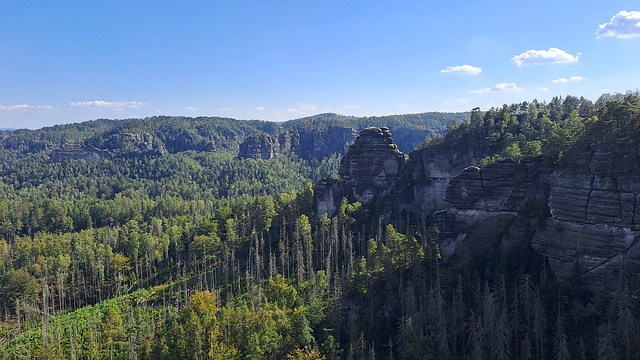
[531,149,640,293]
[238,127,357,161]
[238,133,281,160]
[315,127,404,218]
[314,128,640,294]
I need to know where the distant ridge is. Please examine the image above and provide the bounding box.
[0,128,16,131]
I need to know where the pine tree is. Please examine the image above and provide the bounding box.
[554,314,570,360]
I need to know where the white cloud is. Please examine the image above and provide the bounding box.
[70,100,113,107]
[538,87,550,91]
[470,83,525,93]
[126,101,147,109]
[440,64,482,75]
[398,104,408,108]
[0,104,54,111]
[511,47,579,66]
[456,99,468,103]
[286,108,298,113]
[344,105,360,109]
[552,76,584,83]
[299,103,317,111]
[184,107,196,111]
[70,100,148,109]
[597,11,640,39]
[255,106,264,111]
[217,107,232,111]
[0,104,34,110]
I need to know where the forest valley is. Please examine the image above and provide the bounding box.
[0,93,639,359]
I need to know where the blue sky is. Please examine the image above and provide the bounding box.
[1,1,639,129]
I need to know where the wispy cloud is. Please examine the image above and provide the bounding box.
[217,107,232,111]
[344,105,360,109]
[552,76,584,84]
[511,47,579,66]
[255,106,264,111]
[538,87,550,91]
[284,103,318,114]
[0,104,34,110]
[470,83,525,93]
[597,11,640,39]
[440,64,482,75]
[184,107,197,111]
[456,99,468,103]
[0,104,54,111]
[70,100,148,109]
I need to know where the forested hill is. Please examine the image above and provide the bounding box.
[284,112,468,153]
[3,95,640,359]
[0,111,464,157]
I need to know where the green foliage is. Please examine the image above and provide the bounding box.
[2,98,640,359]
[0,268,38,306]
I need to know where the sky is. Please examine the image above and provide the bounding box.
[1,1,639,129]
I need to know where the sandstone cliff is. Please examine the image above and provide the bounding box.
[50,143,111,162]
[315,127,404,218]
[238,133,281,160]
[531,149,640,294]
[314,128,640,294]
[238,127,357,161]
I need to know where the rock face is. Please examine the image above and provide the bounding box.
[314,128,640,294]
[433,149,640,294]
[289,127,357,160]
[238,127,357,161]
[393,147,484,217]
[238,133,281,160]
[163,130,216,153]
[531,149,640,294]
[436,158,552,259]
[339,127,405,204]
[99,132,168,158]
[315,127,405,218]
[50,145,110,162]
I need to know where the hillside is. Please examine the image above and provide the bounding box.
[2,96,640,359]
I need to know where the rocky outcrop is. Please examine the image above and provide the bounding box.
[531,149,640,294]
[339,127,405,203]
[315,127,405,218]
[435,158,552,259]
[286,127,357,160]
[50,143,110,162]
[314,128,640,294]
[99,132,168,158]
[431,149,640,294]
[238,127,357,161]
[393,147,484,217]
[238,133,281,160]
[163,130,216,153]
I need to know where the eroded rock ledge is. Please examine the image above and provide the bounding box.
[314,128,640,294]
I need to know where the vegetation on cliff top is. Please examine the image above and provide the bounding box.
[421,91,640,166]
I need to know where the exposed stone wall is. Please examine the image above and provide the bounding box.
[238,134,280,160]
[238,127,357,161]
[314,132,640,294]
[531,149,640,294]
[435,158,552,259]
[314,127,404,218]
